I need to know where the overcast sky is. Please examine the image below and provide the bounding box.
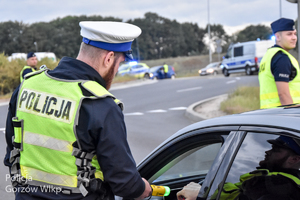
[0,0,298,35]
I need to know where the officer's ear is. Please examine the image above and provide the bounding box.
[275,32,282,42]
[103,51,115,70]
[288,154,300,166]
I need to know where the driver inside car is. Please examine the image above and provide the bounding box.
[177,135,300,200]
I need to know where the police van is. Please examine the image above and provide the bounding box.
[222,40,274,77]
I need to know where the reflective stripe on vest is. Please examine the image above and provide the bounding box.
[20,66,36,82]
[259,47,300,109]
[14,69,122,192]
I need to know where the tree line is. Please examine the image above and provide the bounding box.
[0,12,273,60]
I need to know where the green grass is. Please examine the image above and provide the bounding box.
[112,75,139,83]
[220,86,260,114]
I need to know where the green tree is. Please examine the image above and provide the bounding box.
[0,21,28,55]
[235,24,272,42]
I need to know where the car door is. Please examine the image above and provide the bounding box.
[137,126,240,200]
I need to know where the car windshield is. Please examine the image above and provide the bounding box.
[150,66,162,73]
[118,64,130,71]
[205,63,218,69]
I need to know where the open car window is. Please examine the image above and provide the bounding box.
[152,143,222,183]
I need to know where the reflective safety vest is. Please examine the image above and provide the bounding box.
[10,68,123,196]
[20,66,36,82]
[210,169,300,200]
[163,64,169,73]
[258,47,300,109]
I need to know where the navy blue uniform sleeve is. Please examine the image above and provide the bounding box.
[22,68,33,79]
[4,86,19,168]
[76,98,145,199]
[271,52,292,82]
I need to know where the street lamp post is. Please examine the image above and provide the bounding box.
[286,0,300,60]
[208,0,212,63]
[34,42,38,52]
[280,0,282,17]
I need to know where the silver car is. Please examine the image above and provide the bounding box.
[199,62,222,76]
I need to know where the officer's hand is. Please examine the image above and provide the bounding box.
[135,178,152,200]
[176,182,201,200]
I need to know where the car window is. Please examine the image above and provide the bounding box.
[227,47,233,58]
[152,143,222,183]
[118,65,129,71]
[150,66,161,72]
[212,132,300,200]
[234,46,243,57]
[225,132,277,183]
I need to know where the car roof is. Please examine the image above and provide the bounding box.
[204,62,220,68]
[143,106,300,159]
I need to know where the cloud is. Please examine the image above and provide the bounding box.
[0,0,297,35]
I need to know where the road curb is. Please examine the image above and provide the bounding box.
[185,94,228,122]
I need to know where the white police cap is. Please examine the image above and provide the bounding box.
[79,21,142,60]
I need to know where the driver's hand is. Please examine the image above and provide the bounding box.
[176,182,201,200]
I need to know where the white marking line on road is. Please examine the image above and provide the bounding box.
[226,80,236,84]
[124,112,144,116]
[177,87,202,93]
[0,128,5,134]
[0,102,9,106]
[147,109,167,113]
[169,107,187,110]
[236,77,241,80]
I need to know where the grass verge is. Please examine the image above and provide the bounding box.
[220,86,260,114]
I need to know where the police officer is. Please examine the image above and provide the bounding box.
[4,21,152,200]
[259,18,300,109]
[20,52,38,82]
[163,63,168,78]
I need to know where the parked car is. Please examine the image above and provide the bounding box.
[117,62,150,79]
[137,105,300,200]
[149,65,176,80]
[198,62,222,76]
[222,40,274,77]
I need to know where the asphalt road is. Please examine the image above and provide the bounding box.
[0,74,259,199]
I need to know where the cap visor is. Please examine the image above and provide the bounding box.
[124,53,134,61]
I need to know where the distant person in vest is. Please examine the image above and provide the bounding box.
[163,62,168,77]
[4,21,152,200]
[259,18,299,109]
[20,52,38,82]
[177,135,300,200]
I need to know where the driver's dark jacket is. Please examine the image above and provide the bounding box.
[240,167,300,200]
[4,57,145,200]
[206,167,300,200]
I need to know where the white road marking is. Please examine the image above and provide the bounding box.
[124,112,144,116]
[226,80,236,84]
[169,107,187,110]
[147,109,167,113]
[0,128,5,134]
[0,102,9,107]
[236,77,241,80]
[177,87,202,93]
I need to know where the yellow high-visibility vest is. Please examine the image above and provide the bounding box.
[259,47,300,109]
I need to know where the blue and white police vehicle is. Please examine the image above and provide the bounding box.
[222,40,274,77]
